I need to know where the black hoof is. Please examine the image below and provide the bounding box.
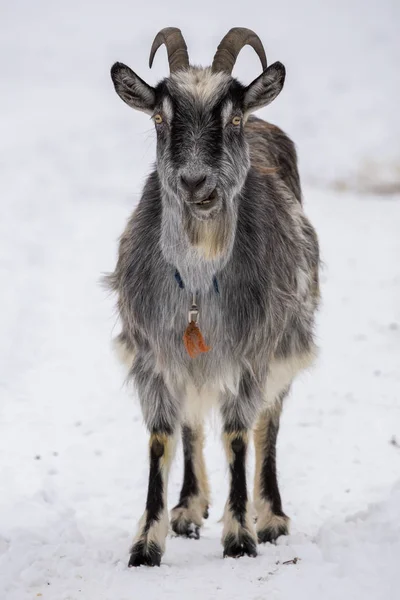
[203,505,209,520]
[257,521,289,544]
[223,532,257,558]
[171,517,200,540]
[128,540,162,567]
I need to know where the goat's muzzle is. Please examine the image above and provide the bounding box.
[191,189,219,212]
[182,186,220,217]
[178,171,219,213]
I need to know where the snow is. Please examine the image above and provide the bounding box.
[1,1,400,599]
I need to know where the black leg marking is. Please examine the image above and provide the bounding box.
[228,435,247,526]
[144,437,164,531]
[129,540,162,568]
[255,407,289,544]
[223,531,258,559]
[176,426,199,507]
[129,433,168,567]
[260,419,285,517]
[222,431,257,559]
[171,424,209,540]
[257,521,289,545]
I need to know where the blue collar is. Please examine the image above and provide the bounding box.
[174,269,220,295]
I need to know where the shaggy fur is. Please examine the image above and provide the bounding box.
[108,36,320,566]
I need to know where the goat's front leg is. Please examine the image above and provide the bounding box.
[128,367,179,567]
[222,429,257,558]
[220,374,261,558]
[253,393,289,544]
[171,423,210,539]
[128,430,176,567]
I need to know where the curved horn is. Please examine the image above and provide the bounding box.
[149,27,189,73]
[211,27,267,75]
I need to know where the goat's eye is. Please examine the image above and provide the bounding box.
[232,116,241,126]
[154,114,163,124]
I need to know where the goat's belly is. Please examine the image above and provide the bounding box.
[182,381,220,425]
[181,347,317,425]
[113,333,317,421]
[264,348,317,406]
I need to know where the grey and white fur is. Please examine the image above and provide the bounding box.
[107,27,320,566]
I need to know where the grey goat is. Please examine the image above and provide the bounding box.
[108,27,320,567]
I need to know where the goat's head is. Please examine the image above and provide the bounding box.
[111,28,285,221]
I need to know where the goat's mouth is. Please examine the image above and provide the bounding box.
[192,189,219,211]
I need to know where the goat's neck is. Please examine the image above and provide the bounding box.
[160,191,238,293]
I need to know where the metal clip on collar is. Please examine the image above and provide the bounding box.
[188,293,199,323]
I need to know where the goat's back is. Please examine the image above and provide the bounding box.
[245,116,302,203]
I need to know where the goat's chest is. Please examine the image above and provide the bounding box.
[160,280,229,352]
[135,269,273,369]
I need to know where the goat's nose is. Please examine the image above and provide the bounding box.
[180,174,207,193]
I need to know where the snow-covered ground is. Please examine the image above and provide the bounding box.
[1,1,399,599]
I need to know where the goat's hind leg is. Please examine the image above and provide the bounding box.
[171,423,210,540]
[254,391,289,544]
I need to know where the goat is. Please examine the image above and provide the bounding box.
[108,27,320,567]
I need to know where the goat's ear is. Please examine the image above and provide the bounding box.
[243,62,286,113]
[111,62,156,114]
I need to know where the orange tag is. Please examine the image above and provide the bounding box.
[183,321,211,358]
